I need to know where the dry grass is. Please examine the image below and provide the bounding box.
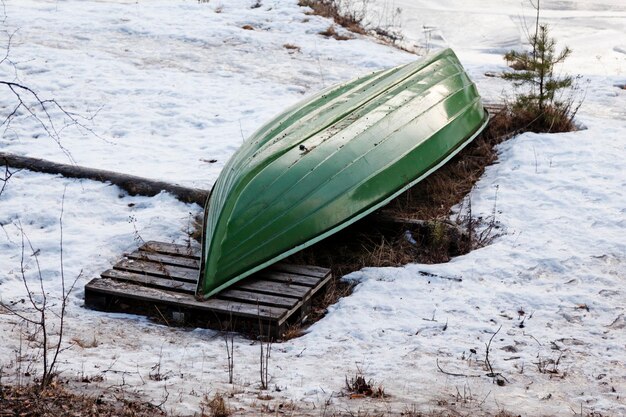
[319,25,353,40]
[299,0,366,35]
[280,323,306,340]
[385,107,512,220]
[0,382,165,417]
[201,392,231,417]
[283,43,301,53]
[299,0,405,47]
[505,101,578,134]
[190,211,204,243]
[71,334,99,349]
[397,410,521,417]
[345,371,386,399]
[322,407,523,417]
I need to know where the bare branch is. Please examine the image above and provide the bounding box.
[0,302,40,325]
[1,0,7,25]
[48,187,80,386]
[484,325,501,376]
[1,82,106,162]
[1,197,81,389]
[1,81,76,161]
[16,222,42,314]
[0,162,19,196]
[0,29,17,67]
[1,103,20,129]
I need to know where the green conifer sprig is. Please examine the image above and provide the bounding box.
[503,24,572,112]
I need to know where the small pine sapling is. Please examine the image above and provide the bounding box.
[504,25,572,111]
[502,1,581,132]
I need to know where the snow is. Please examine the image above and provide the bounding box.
[0,0,411,187]
[1,0,625,416]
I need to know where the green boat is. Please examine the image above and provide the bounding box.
[198,48,488,298]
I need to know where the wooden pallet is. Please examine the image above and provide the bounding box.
[84,241,332,338]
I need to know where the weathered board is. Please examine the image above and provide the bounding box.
[84,241,332,338]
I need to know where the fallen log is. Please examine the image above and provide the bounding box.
[0,152,210,205]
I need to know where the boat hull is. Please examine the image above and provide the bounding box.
[199,48,488,298]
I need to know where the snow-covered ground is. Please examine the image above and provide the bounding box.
[1,0,625,416]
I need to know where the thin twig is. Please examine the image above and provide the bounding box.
[436,358,481,378]
[0,194,81,389]
[0,163,20,196]
[0,80,105,161]
[524,331,542,346]
[484,325,502,377]
[154,306,171,327]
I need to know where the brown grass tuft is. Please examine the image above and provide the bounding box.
[345,371,386,399]
[319,25,353,40]
[202,392,231,417]
[190,211,204,243]
[281,323,305,340]
[299,0,366,35]
[283,43,301,52]
[506,101,577,133]
[71,334,99,349]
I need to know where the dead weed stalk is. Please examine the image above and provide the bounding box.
[0,191,81,391]
[201,392,231,417]
[344,366,386,399]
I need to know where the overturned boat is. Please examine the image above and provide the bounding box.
[198,48,488,298]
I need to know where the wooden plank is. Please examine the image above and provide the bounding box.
[126,250,200,269]
[275,270,334,329]
[85,239,334,336]
[101,269,196,293]
[270,263,330,278]
[114,258,197,282]
[483,103,506,113]
[85,278,287,320]
[216,289,297,309]
[310,270,334,295]
[139,242,330,281]
[141,241,200,259]
[236,279,311,299]
[256,271,319,287]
